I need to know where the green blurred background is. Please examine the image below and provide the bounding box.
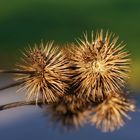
[0,0,140,90]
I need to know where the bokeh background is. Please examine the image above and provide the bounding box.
[0,0,140,140]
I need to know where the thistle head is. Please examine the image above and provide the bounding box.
[67,30,130,101]
[46,94,90,130]
[90,93,135,132]
[16,42,71,104]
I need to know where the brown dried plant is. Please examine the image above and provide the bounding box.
[45,93,92,131]
[15,42,71,104]
[64,30,130,101]
[90,93,135,132]
[0,30,136,133]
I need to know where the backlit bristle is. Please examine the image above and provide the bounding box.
[45,94,91,130]
[16,42,71,104]
[90,93,135,132]
[67,30,130,101]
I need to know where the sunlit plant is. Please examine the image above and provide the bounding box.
[0,30,136,133]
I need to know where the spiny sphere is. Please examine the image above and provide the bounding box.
[46,94,90,130]
[90,93,135,132]
[16,42,70,104]
[67,31,130,101]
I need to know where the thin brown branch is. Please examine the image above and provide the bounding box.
[0,81,24,91]
[0,100,44,111]
[0,69,35,74]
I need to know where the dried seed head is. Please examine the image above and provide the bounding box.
[46,94,91,130]
[68,30,130,101]
[90,93,135,132]
[16,42,70,104]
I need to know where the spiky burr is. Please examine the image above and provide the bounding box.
[15,42,71,104]
[65,30,130,101]
[90,93,135,132]
[45,94,91,130]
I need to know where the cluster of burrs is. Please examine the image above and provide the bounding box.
[0,30,136,132]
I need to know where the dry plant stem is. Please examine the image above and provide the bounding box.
[0,70,35,74]
[0,100,43,111]
[0,81,24,91]
[0,70,35,91]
